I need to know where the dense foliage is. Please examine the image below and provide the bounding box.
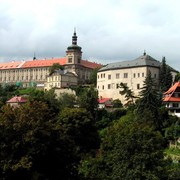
[0,82,179,179]
[79,113,168,179]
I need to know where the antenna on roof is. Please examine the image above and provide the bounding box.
[33,52,36,60]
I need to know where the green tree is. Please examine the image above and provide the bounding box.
[58,108,100,155]
[89,67,99,86]
[0,84,18,107]
[49,63,64,75]
[0,101,79,179]
[137,71,163,129]
[80,113,168,180]
[119,82,136,105]
[58,93,77,110]
[78,86,98,119]
[174,72,180,83]
[159,57,173,92]
[112,99,123,108]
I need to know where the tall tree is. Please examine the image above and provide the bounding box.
[119,82,136,105]
[159,57,173,92]
[89,67,99,86]
[137,71,163,129]
[78,86,98,119]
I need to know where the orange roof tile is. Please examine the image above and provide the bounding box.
[164,82,180,95]
[0,61,23,70]
[163,96,180,102]
[81,60,102,69]
[0,58,102,70]
[163,82,180,102]
[22,58,67,68]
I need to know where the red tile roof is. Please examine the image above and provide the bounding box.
[164,82,180,95]
[163,82,180,102]
[7,96,27,103]
[0,61,23,70]
[22,58,67,68]
[98,98,112,104]
[81,60,102,69]
[0,58,102,70]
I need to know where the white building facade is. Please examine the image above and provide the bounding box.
[97,53,177,104]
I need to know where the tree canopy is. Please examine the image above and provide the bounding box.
[49,63,64,75]
[0,101,79,179]
[79,112,168,180]
[159,57,173,92]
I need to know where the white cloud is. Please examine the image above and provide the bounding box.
[0,0,179,71]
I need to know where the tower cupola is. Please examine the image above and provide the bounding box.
[66,29,82,64]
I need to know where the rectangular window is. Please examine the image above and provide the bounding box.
[137,84,140,89]
[174,93,179,97]
[138,73,140,77]
[108,75,111,79]
[108,84,111,89]
[142,73,144,77]
[103,73,105,78]
[102,85,104,90]
[124,73,128,78]
[173,103,179,107]
[68,57,72,63]
[116,73,120,79]
[133,73,136,78]
[116,84,119,89]
[154,74,156,78]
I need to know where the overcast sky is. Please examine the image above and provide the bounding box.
[0,0,180,71]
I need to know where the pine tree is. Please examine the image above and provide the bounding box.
[119,82,136,104]
[137,71,163,129]
[159,57,173,92]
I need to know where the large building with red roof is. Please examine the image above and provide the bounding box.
[163,81,180,117]
[0,31,102,88]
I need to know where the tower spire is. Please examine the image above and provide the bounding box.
[72,28,77,45]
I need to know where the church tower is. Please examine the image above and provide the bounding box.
[66,29,82,65]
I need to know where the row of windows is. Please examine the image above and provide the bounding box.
[98,83,141,90]
[98,72,157,79]
[166,103,180,108]
[0,75,46,81]
[48,76,60,82]
[0,68,49,74]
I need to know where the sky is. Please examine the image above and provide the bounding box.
[0,0,180,71]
